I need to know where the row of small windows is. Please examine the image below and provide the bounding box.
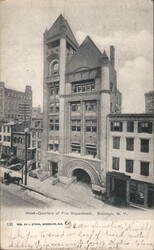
[71,101,97,112]
[111,121,153,133]
[72,80,95,93]
[113,136,150,153]
[71,119,97,132]
[13,137,24,144]
[5,91,31,100]
[0,135,10,142]
[71,143,97,157]
[112,157,149,176]
[32,140,41,148]
[0,126,10,133]
[32,131,42,138]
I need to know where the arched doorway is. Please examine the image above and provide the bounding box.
[72,168,91,185]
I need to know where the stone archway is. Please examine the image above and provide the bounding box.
[65,159,101,185]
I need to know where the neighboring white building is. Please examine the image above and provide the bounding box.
[107,113,154,208]
[0,122,14,158]
[30,116,43,168]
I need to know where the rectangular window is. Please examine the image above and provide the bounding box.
[38,132,42,138]
[126,138,134,151]
[127,121,134,132]
[86,144,97,157]
[71,142,80,153]
[141,139,149,153]
[111,121,123,131]
[32,131,36,138]
[48,144,54,151]
[71,119,81,131]
[113,136,120,149]
[38,141,41,148]
[138,121,152,133]
[112,157,119,170]
[85,100,96,112]
[71,102,81,112]
[126,160,134,173]
[7,136,10,142]
[32,141,36,147]
[140,161,149,176]
[49,119,59,131]
[85,119,97,132]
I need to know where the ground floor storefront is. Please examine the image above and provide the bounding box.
[106,172,154,208]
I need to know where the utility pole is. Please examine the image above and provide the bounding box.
[24,128,29,185]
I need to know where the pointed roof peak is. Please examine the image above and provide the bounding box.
[102,50,108,59]
[47,15,79,48]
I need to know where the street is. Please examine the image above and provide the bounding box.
[0,182,75,209]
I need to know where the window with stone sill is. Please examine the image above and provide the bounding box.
[138,121,152,134]
[71,102,81,112]
[140,139,149,153]
[127,121,134,132]
[111,121,123,132]
[86,144,97,157]
[140,161,149,176]
[85,101,97,112]
[126,137,134,151]
[126,159,133,173]
[49,119,59,131]
[113,136,120,149]
[112,157,119,170]
[71,120,81,132]
[71,142,81,153]
[85,119,97,132]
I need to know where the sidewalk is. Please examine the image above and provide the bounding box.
[21,174,105,209]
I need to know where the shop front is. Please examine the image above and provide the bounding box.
[106,172,154,208]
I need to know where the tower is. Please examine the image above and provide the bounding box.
[41,15,78,172]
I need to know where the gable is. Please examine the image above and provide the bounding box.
[66,36,105,73]
[48,15,79,48]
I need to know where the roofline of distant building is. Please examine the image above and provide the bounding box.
[108,113,154,119]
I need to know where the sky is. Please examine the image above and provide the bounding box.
[0,0,153,113]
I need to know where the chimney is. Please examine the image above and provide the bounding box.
[110,45,115,68]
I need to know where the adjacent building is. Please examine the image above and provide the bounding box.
[0,122,14,158]
[106,113,154,208]
[30,115,43,168]
[0,82,32,122]
[145,91,154,113]
[32,106,42,118]
[41,15,121,187]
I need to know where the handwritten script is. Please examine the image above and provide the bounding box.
[2,220,154,250]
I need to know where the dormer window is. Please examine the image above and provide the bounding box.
[49,60,59,75]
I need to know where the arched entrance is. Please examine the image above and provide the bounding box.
[72,168,91,184]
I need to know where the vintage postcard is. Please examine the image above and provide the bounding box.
[0,0,154,249]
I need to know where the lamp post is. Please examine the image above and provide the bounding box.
[24,128,29,185]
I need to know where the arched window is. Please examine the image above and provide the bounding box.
[49,60,59,75]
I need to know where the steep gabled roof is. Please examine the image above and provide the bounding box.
[48,14,79,48]
[66,36,108,73]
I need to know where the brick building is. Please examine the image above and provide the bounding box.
[41,15,121,188]
[0,82,32,122]
[106,113,154,208]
